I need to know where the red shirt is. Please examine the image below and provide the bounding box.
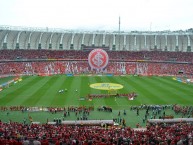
[41,139,49,145]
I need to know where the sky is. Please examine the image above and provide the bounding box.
[0,0,193,31]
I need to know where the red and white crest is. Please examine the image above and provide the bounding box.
[88,49,109,70]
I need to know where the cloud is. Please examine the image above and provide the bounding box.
[0,0,193,31]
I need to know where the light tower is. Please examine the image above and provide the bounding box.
[119,16,121,50]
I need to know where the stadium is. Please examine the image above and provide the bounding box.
[0,25,193,144]
[1,0,193,143]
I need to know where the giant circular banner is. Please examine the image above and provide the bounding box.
[88,49,109,70]
[90,83,123,90]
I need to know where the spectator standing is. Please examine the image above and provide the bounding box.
[33,137,41,145]
[41,136,49,145]
[23,137,30,145]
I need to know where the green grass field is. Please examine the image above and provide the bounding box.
[0,75,193,127]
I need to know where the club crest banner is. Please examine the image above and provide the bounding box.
[88,49,109,70]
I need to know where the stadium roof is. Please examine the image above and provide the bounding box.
[1,25,193,35]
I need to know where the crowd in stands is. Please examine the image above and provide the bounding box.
[0,50,193,76]
[1,62,193,77]
[0,120,192,145]
[1,61,193,76]
[0,49,193,63]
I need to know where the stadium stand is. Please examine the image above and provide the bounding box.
[0,50,193,77]
[0,120,193,144]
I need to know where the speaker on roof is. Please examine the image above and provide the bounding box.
[38,43,41,49]
[59,44,63,50]
[70,44,74,50]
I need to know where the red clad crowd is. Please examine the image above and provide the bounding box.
[0,49,193,62]
[0,50,193,76]
[0,121,193,145]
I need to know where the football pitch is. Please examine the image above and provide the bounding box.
[0,75,193,127]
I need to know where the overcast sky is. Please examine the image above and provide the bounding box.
[0,0,193,31]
